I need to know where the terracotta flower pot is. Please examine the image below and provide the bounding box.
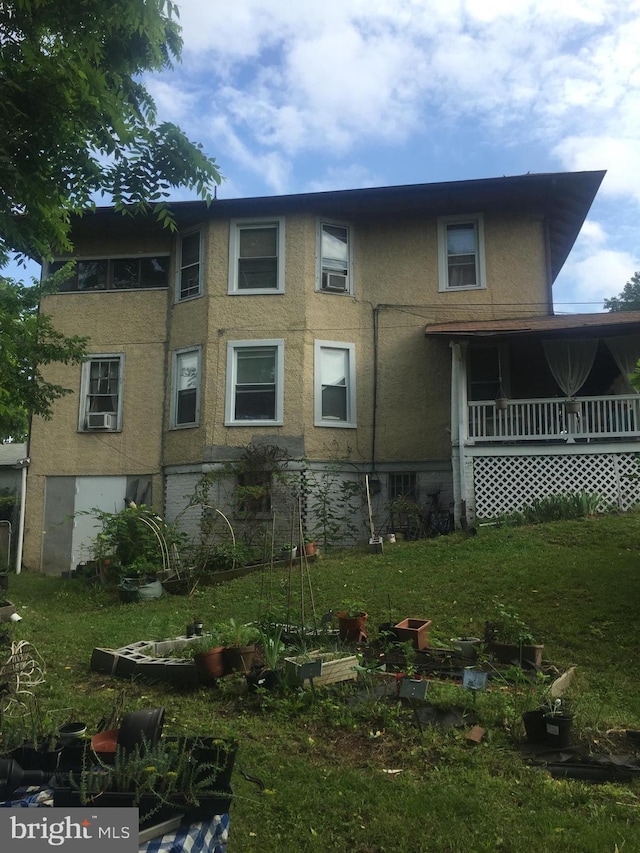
[194,646,225,681]
[337,611,368,643]
[223,644,256,674]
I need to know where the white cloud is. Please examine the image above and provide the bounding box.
[554,136,640,201]
[160,1,640,308]
[559,248,638,307]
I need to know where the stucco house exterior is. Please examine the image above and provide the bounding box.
[22,169,640,573]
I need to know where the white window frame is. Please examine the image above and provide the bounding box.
[78,353,124,432]
[170,346,202,428]
[437,213,486,292]
[176,230,203,301]
[225,340,285,425]
[314,340,357,428]
[228,218,285,294]
[316,220,352,295]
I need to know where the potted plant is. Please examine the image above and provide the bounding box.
[337,601,368,643]
[565,397,580,415]
[544,698,573,748]
[54,734,235,824]
[484,598,543,666]
[247,625,285,691]
[280,543,298,559]
[190,631,226,682]
[221,618,260,673]
[300,537,318,557]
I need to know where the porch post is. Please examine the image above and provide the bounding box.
[450,341,469,527]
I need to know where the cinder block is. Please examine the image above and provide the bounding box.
[116,640,155,655]
[90,647,120,675]
[164,659,199,689]
[115,651,152,677]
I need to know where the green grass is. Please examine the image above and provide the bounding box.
[3,514,640,852]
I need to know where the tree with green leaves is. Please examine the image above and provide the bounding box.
[604,272,640,312]
[0,266,87,440]
[0,0,221,263]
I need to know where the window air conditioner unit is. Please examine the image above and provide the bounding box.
[322,271,348,292]
[86,412,116,430]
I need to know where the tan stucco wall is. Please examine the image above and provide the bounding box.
[23,204,550,569]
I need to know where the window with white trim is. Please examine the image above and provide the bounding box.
[318,222,351,294]
[437,214,486,291]
[171,347,201,427]
[178,231,202,300]
[314,341,356,427]
[79,354,124,431]
[225,340,284,424]
[228,220,284,293]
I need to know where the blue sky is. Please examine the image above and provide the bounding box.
[14,0,640,312]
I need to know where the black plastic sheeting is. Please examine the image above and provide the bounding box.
[523,742,640,783]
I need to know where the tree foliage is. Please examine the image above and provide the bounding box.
[0,267,87,439]
[603,271,640,312]
[0,0,222,262]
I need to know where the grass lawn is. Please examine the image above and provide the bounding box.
[3,513,640,852]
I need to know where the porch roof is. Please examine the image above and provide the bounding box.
[424,311,640,339]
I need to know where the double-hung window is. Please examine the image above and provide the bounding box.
[437,214,486,291]
[79,354,124,431]
[178,231,202,300]
[318,222,351,293]
[225,340,284,425]
[314,341,356,427]
[228,220,284,293]
[171,347,201,427]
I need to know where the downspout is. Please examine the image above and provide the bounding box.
[372,306,379,467]
[14,457,30,574]
[450,341,468,528]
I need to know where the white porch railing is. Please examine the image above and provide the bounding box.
[468,395,640,443]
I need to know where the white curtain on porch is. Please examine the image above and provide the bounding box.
[604,336,640,392]
[542,338,597,397]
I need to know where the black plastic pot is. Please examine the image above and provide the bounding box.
[544,712,573,748]
[117,707,165,754]
[246,668,281,692]
[0,758,52,799]
[522,708,547,745]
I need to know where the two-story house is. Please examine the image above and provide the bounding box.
[23,169,640,573]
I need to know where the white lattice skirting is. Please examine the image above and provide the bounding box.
[472,452,640,518]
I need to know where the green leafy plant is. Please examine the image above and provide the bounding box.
[220,618,260,648]
[188,630,224,657]
[304,455,365,551]
[72,735,234,810]
[84,504,185,579]
[501,490,605,525]
[258,625,286,671]
[485,598,537,645]
[339,600,367,618]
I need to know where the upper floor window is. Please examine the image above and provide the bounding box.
[314,340,356,428]
[79,354,124,431]
[318,222,351,294]
[228,220,285,294]
[437,214,486,291]
[178,231,202,300]
[49,257,169,292]
[225,340,284,425]
[171,347,201,428]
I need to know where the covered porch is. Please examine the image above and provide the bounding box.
[425,311,640,521]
